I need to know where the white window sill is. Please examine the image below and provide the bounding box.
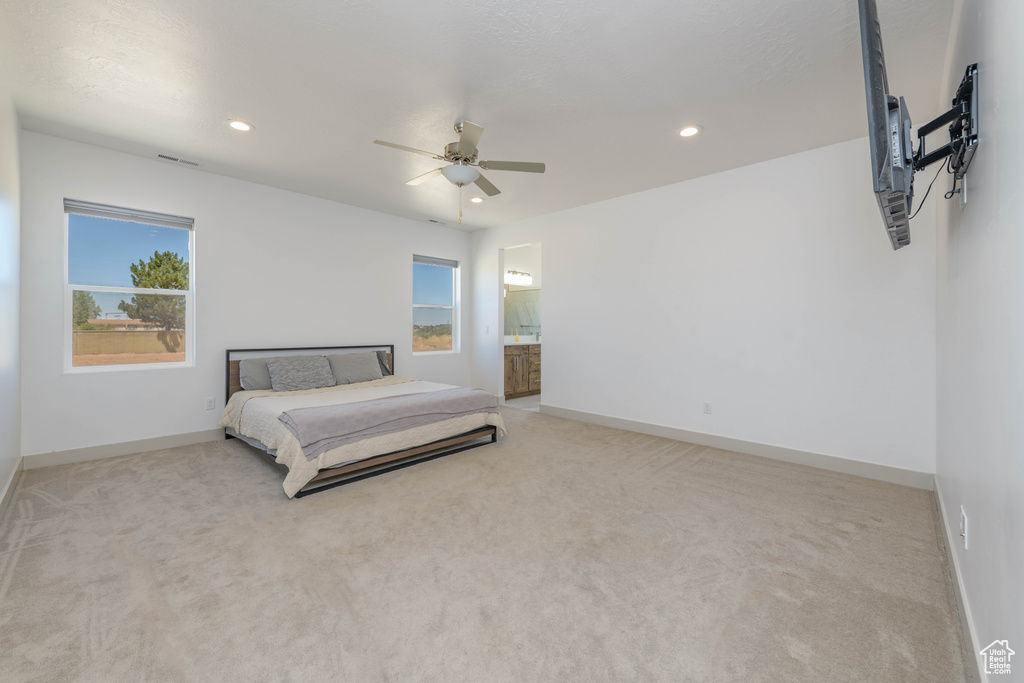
[65,360,194,374]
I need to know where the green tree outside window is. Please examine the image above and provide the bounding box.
[117,251,189,331]
[72,290,102,329]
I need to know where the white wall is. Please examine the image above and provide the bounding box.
[0,78,21,498]
[20,132,473,457]
[935,0,1023,671]
[473,137,937,474]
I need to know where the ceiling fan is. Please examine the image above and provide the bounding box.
[373,121,545,197]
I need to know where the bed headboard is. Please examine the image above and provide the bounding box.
[226,345,395,401]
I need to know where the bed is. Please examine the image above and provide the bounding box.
[220,345,505,497]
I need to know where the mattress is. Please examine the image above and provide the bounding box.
[220,375,505,497]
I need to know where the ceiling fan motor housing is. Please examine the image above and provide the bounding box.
[444,141,477,164]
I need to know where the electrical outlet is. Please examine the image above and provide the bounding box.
[205,396,216,411]
[960,505,968,550]
[703,401,712,415]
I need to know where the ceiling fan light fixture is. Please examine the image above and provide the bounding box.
[679,125,702,137]
[471,197,484,203]
[441,163,480,186]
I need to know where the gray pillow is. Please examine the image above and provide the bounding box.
[266,356,337,392]
[239,356,296,391]
[327,352,384,385]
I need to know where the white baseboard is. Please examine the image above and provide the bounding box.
[22,429,226,470]
[539,404,935,490]
[934,477,985,683]
[0,456,24,524]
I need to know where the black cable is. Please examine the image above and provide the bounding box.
[943,157,960,200]
[909,159,947,220]
[942,158,958,201]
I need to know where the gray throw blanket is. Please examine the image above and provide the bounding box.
[279,387,500,460]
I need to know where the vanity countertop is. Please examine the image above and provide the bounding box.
[504,336,540,346]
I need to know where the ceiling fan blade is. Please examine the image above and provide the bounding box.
[474,173,501,196]
[373,140,443,159]
[405,168,444,186]
[456,121,484,155]
[479,160,546,173]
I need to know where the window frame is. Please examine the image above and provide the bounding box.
[412,254,460,356]
[63,200,196,373]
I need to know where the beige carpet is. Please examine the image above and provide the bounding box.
[0,408,968,682]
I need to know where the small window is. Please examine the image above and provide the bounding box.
[65,200,195,371]
[412,254,458,353]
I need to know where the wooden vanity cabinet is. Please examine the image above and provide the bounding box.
[504,344,541,398]
[528,345,541,393]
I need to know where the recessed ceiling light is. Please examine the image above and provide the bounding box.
[471,197,484,203]
[229,120,254,132]
[679,125,702,137]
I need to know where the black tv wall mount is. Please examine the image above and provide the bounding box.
[913,63,979,178]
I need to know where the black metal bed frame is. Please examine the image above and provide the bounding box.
[292,427,498,497]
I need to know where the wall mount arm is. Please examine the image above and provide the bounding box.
[912,63,979,178]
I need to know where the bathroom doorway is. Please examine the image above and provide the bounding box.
[501,243,541,411]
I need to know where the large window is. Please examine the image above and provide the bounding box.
[412,254,458,353]
[65,199,195,370]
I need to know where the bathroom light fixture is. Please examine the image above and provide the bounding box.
[229,120,254,132]
[679,125,702,137]
[505,270,532,286]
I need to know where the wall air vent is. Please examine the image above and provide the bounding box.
[156,153,202,168]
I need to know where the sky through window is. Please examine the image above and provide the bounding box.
[68,214,190,317]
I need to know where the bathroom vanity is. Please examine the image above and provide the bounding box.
[504,342,541,399]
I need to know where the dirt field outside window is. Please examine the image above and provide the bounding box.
[412,335,452,352]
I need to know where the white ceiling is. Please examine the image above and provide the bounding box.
[0,0,953,231]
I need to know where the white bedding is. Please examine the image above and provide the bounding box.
[220,376,505,497]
